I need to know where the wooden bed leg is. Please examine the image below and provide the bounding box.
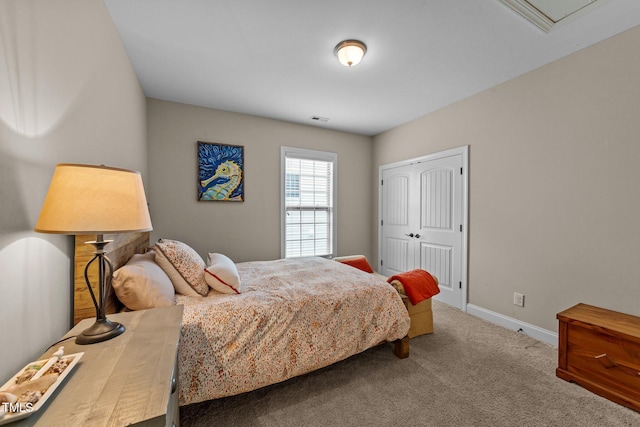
[393,336,410,359]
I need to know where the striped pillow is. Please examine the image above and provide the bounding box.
[205,253,242,294]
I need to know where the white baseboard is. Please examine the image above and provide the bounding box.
[466,304,558,347]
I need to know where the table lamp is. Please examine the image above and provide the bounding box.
[35,164,152,344]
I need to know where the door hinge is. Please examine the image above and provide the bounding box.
[460,224,463,232]
[460,167,463,175]
[380,260,383,266]
[381,179,384,186]
[459,282,462,289]
[381,219,383,226]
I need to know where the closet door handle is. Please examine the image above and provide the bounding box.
[405,233,414,237]
[415,234,421,238]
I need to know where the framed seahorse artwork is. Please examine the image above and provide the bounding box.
[197,141,244,201]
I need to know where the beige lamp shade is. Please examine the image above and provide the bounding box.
[35,164,153,234]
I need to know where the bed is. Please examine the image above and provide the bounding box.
[73,233,411,406]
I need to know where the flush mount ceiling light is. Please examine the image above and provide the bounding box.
[334,39,367,67]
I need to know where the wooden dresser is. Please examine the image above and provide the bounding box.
[556,303,640,412]
[13,305,183,426]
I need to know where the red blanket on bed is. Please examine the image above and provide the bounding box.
[387,269,440,305]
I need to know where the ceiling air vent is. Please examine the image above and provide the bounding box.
[309,116,330,123]
[499,0,609,32]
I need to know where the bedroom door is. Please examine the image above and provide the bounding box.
[379,146,468,311]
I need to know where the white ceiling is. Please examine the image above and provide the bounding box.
[104,0,640,136]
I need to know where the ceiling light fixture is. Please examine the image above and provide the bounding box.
[334,39,367,67]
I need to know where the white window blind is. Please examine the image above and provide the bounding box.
[281,147,337,258]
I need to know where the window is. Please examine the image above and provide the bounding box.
[281,147,337,258]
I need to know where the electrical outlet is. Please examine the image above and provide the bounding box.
[513,292,524,307]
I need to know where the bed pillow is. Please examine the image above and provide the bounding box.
[155,239,209,296]
[205,253,242,294]
[112,251,176,310]
[334,255,374,273]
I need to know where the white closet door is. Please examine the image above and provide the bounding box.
[380,147,467,310]
[414,155,463,308]
[380,168,416,276]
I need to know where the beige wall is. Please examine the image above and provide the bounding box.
[0,0,147,381]
[147,99,373,263]
[373,25,640,332]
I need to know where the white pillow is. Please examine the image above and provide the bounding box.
[155,239,208,296]
[205,253,242,294]
[112,251,176,310]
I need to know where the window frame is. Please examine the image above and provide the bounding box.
[280,146,338,259]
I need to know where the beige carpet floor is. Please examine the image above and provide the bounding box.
[181,301,640,426]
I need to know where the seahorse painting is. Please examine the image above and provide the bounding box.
[197,142,244,201]
[200,160,242,200]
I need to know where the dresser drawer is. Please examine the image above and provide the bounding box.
[566,325,640,403]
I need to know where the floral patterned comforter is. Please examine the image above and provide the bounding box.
[175,257,410,405]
